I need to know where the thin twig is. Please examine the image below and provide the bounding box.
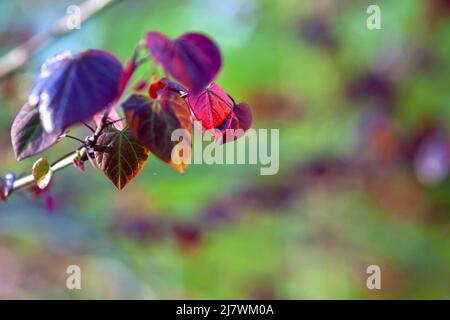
[81,121,95,132]
[61,134,86,144]
[9,112,113,196]
[11,148,87,194]
[50,147,85,167]
[11,105,114,194]
[105,117,125,126]
[0,0,119,79]
[136,54,151,66]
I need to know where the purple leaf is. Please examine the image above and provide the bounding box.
[29,50,123,133]
[233,102,253,132]
[146,32,221,94]
[11,102,62,161]
[222,102,253,144]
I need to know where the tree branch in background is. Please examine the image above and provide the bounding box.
[0,0,118,79]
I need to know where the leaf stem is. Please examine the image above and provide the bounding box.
[81,121,95,132]
[61,134,86,144]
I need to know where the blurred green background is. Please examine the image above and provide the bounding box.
[1,0,450,299]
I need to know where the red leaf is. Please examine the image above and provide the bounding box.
[187,82,233,130]
[122,92,192,173]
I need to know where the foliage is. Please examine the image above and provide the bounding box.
[4,31,252,195]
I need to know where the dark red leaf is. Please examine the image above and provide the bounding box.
[95,127,149,190]
[233,102,253,131]
[146,32,221,94]
[122,92,192,173]
[30,50,123,133]
[11,102,62,161]
[222,102,253,144]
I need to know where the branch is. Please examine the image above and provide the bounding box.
[0,0,119,79]
[9,111,111,196]
[11,148,88,195]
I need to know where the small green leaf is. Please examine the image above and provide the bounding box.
[32,158,53,190]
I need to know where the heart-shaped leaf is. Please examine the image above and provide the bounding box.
[95,127,149,190]
[11,102,62,161]
[146,32,221,94]
[29,50,123,133]
[32,158,53,190]
[187,82,233,130]
[122,92,192,173]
